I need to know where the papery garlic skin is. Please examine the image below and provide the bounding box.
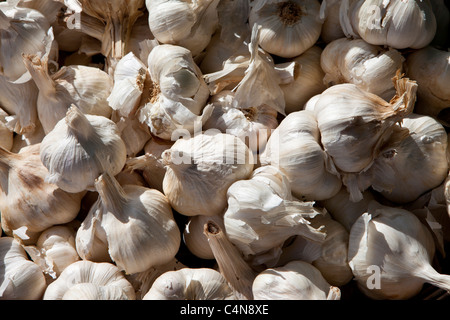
[143,268,236,300]
[249,0,323,58]
[162,132,254,217]
[260,110,342,201]
[252,260,340,300]
[340,0,437,50]
[370,114,449,204]
[0,108,13,150]
[321,38,405,102]
[40,106,127,193]
[43,260,136,300]
[0,237,47,300]
[319,0,345,43]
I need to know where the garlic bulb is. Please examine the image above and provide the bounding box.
[0,236,47,300]
[405,46,450,121]
[143,267,235,300]
[23,225,80,280]
[0,144,84,245]
[146,0,220,57]
[203,90,279,153]
[40,106,127,193]
[23,54,114,134]
[248,0,323,58]
[340,0,437,50]
[319,0,345,43]
[76,172,181,274]
[349,201,450,300]
[223,165,326,268]
[252,260,341,300]
[313,75,417,201]
[260,109,342,201]
[0,107,13,151]
[139,44,212,141]
[370,113,448,204]
[161,132,254,217]
[280,46,326,114]
[43,260,136,300]
[321,38,405,102]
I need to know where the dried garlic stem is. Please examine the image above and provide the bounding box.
[204,220,255,300]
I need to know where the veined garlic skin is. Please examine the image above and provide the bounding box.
[43,261,136,300]
[0,236,47,300]
[249,0,323,58]
[162,132,254,217]
[252,260,341,300]
[321,38,405,102]
[40,106,127,193]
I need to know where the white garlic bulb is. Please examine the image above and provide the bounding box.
[340,0,437,50]
[162,132,254,217]
[139,44,212,141]
[40,106,127,193]
[143,267,236,300]
[76,172,181,275]
[23,54,114,134]
[349,201,450,300]
[146,0,220,57]
[280,46,326,114]
[0,236,47,300]
[369,113,448,204]
[260,109,342,201]
[319,0,345,43]
[252,260,341,300]
[43,260,136,300]
[0,144,84,245]
[321,38,405,102]
[248,0,323,58]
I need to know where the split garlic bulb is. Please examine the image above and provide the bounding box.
[320,38,405,102]
[223,165,326,267]
[161,132,254,217]
[143,268,236,300]
[146,0,220,57]
[370,113,449,204]
[76,172,181,275]
[139,44,212,141]
[248,0,323,58]
[280,46,326,114]
[313,75,417,201]
[405,46,450,121]
[0,144,84,245]
[43,260,136,300]
[260,109,342,201]
[40,106,127,193]
[0,236,47,300]
[252,260,341,300]
[340,0,437,50]
[23,54,114,134]
[348,201,450,300]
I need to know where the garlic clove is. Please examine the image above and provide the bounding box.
[0,107,13,151]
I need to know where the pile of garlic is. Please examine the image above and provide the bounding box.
[0,0,450,301]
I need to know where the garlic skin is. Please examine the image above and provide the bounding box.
[0,144,84,245]
[43,260,136,300]
[0,108,13,151]
[260,110,342,201]
[321,38,405,102]
[340,0,437,50]
[370,113,448,204]
[146,0,220,57]
[252,260,341,300]
[40,106,127,193]
[405,46,450,121]
[248,0,323,58]
[349,201,450,300]
[143,268,236,300]
[319,0,345,43]
[0,237,47,300]
[280,46,326,114]
[161,132,254,217]
[23,54,114,134]
[76,172,181,275]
